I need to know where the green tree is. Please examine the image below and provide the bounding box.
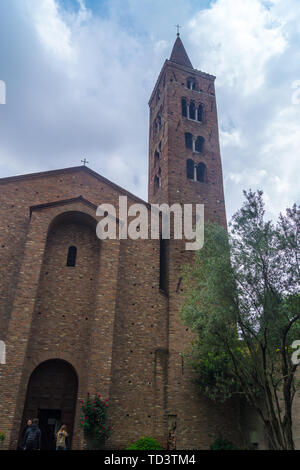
[181,190,300,450]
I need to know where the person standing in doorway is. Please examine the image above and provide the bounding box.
[19,418,32,450]
[23,418,41,450]
[56,424,69,450]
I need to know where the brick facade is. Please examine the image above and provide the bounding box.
[0,37,282,450]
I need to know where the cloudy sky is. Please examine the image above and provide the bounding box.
[0,0,299,221]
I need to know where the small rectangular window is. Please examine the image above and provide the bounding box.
[185,132,193,150]
[67,246,77,267]
[159,238,168,293]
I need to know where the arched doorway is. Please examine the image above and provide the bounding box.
[19,359,78,450]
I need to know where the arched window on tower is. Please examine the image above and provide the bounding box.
[156,88,160,104]
[154,113,162,136]
[157,167,161,181]
[154,171,161,193]
[189,101,196,120]
[186,159,194,180]
[66,246,77,267]
[181,98,187,118]
[185,132,193,150]
[197,104,203,122]
[157,113,162,130]
[196,163,207,183]
[187,78,196,90]
[195,136,204,153]
[154,150,160,167]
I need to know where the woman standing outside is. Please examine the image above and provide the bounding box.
[56,424,69,450]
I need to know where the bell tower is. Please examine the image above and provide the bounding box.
[148,33,226,227]
[148,36,239,450]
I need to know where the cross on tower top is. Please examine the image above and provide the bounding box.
[81,158,89,166]
[174,24,181,36]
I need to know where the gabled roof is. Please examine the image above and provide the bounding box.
[0,165,149,207]
[169,36,193,69]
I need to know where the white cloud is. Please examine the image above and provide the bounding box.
[220,129,244,148]
[184,0,299,220]
[0,0,299,222]
[259,103,300,215]
[188,0,287,95]
[27,0,75,62]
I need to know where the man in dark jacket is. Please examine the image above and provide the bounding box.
[20,418,32,450]
[23,418,41,450]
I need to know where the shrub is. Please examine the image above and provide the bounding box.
[0,432,6,442]
[79,393,112,448]
[210,437,238,450]
[126,436,163,450]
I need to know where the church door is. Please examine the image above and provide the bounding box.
[19,359,78,450]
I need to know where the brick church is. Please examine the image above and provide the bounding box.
[0,35,287,450]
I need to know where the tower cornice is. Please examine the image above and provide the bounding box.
[149,59,215,106]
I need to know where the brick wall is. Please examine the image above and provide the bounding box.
[147,58,240,449]
[0,169,168,449]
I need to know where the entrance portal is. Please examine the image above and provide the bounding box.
[20,359,78,450]
[38,409,61,450]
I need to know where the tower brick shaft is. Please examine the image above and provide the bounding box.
[148,37,239,449]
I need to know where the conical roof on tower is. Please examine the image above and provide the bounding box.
[169,35,193,69]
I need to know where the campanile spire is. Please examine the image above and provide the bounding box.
[169,35,193,69]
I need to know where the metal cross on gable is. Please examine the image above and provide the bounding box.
[174,24,181,36]
[81,158,89,166]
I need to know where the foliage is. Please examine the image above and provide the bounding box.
[210,437,238,450]
[125,436,163,450]
[79,393,112,448]
[0,432,5,442]
[181,190,300,450]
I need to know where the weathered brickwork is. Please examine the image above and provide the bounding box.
[147,41,239,449]
[0,171,169,450]
[2,37,295,451]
